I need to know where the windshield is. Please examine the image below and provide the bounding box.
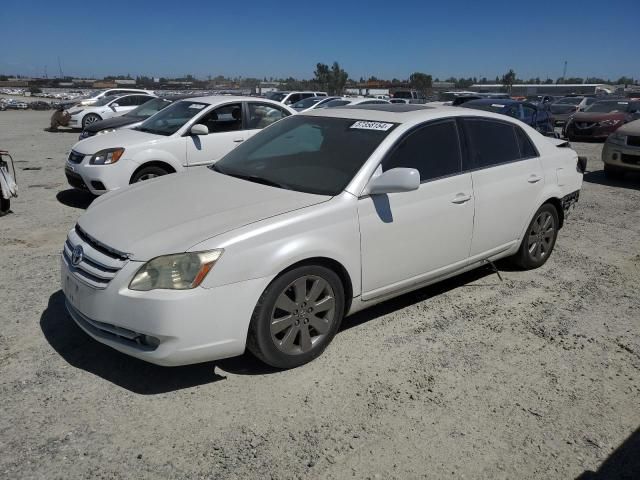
[125,97,173,118]
[292,97,322,109]
[266,92,287,102]
[393,91,412,99]
[94,95,119,106]
[211,115,397,195]
[584,101,632,113]
[555,97,582,105]
[136,100,208,136]
[324,99,351,108]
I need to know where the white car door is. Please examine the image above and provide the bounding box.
[461,118,545,257]
[245,102,292,137]
[358,119,475,299]
[186,102,247,166]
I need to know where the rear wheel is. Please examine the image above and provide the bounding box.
[0,196,9,216]
[130,165,170,183]
[513,203,559,269]
[604,164,625,180]
[247,265,345,368]
[82,113,102,128]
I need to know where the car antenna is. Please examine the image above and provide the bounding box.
[483,259,503,282]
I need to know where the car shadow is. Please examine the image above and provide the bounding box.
[583,169,640,190]
[41,266,501,394]
[56,189,95,209]
[575,427,640,479]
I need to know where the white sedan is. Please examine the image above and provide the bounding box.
[68,94,156,129]
[61,104,584,368]
[65,96,295,194]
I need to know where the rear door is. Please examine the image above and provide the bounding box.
[461,118,544,257]
[185,102,246,166]
[358,119,475,298]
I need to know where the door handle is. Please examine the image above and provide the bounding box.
[233,139,244,143]
[527,174,542,183]
[451,193,472,204]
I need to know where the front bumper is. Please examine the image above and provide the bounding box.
[602,143,640,171]
[565,123,617,140]
[68,116,82,128]
[61,253,273,366]
[64,154,138,195]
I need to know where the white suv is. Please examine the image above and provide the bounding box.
[65,96,294,194]
[61,105,584,368]
[67,94,156,129]
[266,91,327,105]
[76,88,156,107]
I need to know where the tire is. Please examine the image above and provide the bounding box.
[130,165,170,184]
[82,113,102,128]
[0,196,9,216]
[604,164,625,180]
[247,265,345,369]
[513,203,559,270]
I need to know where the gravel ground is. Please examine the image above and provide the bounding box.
[1,111,639,480]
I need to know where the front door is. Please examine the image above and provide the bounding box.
[186,102,246,166]
[358,119,475,299]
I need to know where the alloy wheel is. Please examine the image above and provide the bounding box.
[270,275,336,355]
[527,211,555,261]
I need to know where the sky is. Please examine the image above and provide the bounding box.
[1,0,638,81]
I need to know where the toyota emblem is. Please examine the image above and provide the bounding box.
[71,245,84,266]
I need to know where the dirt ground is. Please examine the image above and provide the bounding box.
[1,111,638,480]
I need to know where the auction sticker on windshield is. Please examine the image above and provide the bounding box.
[350,121,394,131]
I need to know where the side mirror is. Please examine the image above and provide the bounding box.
[190,124,209,136]
[364,168,420,196]
[111,103,119,110]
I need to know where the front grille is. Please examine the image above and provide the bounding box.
[65,168,88,190]
[62,227,128,289]
[68,150,85,164]
[627,136,640,147]
[621,153,640,166]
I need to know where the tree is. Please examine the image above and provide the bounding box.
[501,69,516,92]
[330,62,348,95]
[409,72,432,94]
[314,63,331,92]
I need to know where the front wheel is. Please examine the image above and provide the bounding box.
[0,196,10,216]
[130,165,170,183]
[82,113,102,128]
[247,265,345,368]
[513,203,559,269]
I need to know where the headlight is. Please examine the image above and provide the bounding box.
[96,128,116,135]
[89,148,125,165]
[607,132,627,145]
[129,250,223,291]
[599,119,621,127]
[70,109,84,116]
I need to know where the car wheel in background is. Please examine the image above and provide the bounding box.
[130,165,170,183]
[247,265,345,368]
[513,203,559,270]
[82,114,102,128]
[604,164,625,180]
[0,196,10,216]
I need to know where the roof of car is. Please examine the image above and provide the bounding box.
[177,95,280,104]
[462,98,518,106]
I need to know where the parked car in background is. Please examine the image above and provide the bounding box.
[290,96,341,112]
[4,101,28,110]
[60,105,583,368]
[76,88,156,107]
[322,97,391,108]
[65,96,295,195]
[265,91,327,106]
[564,99,640,142]
[392,90,427,104]
[389,98,410,104]
[68,94,156,129]
[461,99,555,135]
[602,119,640,178]
[525,95,557,106]
[29,101,52,110]
[549,96,597,125]
[451,95,483,106]
[78,95,193,140]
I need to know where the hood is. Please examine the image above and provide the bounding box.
[615,119,640,136]
[85,115,140,133]
[571,111,628,122]
[73,128,162,154]
[77,168,330,260]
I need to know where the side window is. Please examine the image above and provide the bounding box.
[514,127,539,159]
[382,120,462,183]
[522,105,536,124]
[131,95,150,106]
[463,119,521,168]
[197,103,242,133]
[247,103,290,129]
[585,98,596,105]
[113,96,132,106]
[286,94,302,105]
[300,93,314,100]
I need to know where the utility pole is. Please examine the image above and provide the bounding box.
[57,56,64,79]
[562,60,567,82]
